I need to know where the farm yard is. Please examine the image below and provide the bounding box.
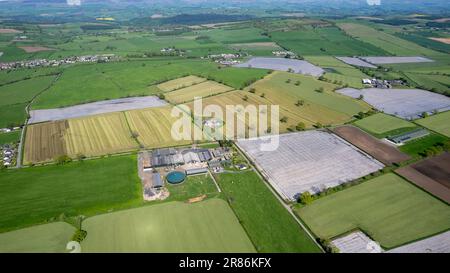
[81,199,255,253]
[353,113,417,138]
[237,131,384,200]
[0,155,141,232]
[333,126,411,165]
[0,222,74,253]
[416,111,450,137]
[164,80,234,104]
[296,173,450,249]
[337,88,450,119]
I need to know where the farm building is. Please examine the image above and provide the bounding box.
[388,129,430,144]
[186,168,208,175]
[152,173,164,188]
[151,148,212,167]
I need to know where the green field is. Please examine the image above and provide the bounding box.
[296,173,450,249]
[32,59,268,109]
[338,23,442,57]
[0,75,55,127]
[166,173,219,202]
[0,155,142,232]
[81,198,256,253]
[416,111,450,137]
[0,130,20,145]
[305,56,370,88]
[215,171,321,253]
[0,222,74,253]
[270,26,388,56]
[354,113,417,138]
[399,133,448,158]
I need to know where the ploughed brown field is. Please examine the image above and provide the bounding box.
[396,152,450,203]
[332,125,411,165]
[0,28,22,34]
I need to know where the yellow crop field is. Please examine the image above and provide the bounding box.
[24,121,69,164]
[186,90,312,136]
[157,75,207,92]
[245,72,370,125]
[165,81,234,104]
[65,112,138,157]
[125,107,192,148]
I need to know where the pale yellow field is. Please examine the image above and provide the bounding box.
[165,81,234,104]
[23,120,68,164]
[64,112,138,157]
[157,75,207,92]
[125,107,192,148]
[186,90,312,137]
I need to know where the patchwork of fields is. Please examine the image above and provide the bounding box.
[296,173,450,249]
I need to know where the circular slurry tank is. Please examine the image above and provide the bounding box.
[166,171,186,184]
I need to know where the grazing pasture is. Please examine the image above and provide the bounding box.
[165,80,234,104]
[0,222,74,253]
[32,60,268,109]
[0,130,20,145]
[0,75,56,127]
[416,111,450,137]
[215,171,321,253]
[296,173,450,249]
[156,75,207,92]
[0,155,141,232]
[125,107,192,148]
[354,113,417,138]
[338,23,441,56]
[229,42,282,55]
[399,133,448,158]
[270,26,388,56]
[81,199,255,253]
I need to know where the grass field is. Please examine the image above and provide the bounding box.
[0,222,74,253]
[81,198,255,253]
[229,42,282,56]
[0,155,142,232]
[399,133,449,158]
[165,80,234,104]
[270,26,388,56]
[305,56,370,88]
[125,106,192,148]
[215,171,321,253]
[0,130,20,145]
[354,113,417,138]
[338,23,442,57]
[31,60,268,109]
[416,111,450,137]
[156,75,207,92]
[404,72,450,95]
[166,173,218,202]
[0,75,55,127]
[296,173,450,249]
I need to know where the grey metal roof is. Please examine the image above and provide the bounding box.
[389,129,429,144]
[152,172,164,188]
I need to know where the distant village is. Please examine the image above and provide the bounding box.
[362,78,406,89]
[0,54,118,71]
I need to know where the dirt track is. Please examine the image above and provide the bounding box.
[396,153,450,204]
[332,125,411,165]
